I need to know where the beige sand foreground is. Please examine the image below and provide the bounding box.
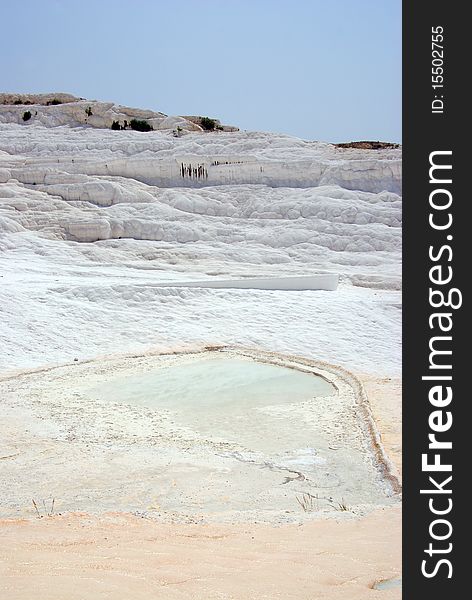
[0,507,400,600]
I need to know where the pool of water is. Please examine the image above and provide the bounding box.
[1,352,395,520]
[89,357,337,454]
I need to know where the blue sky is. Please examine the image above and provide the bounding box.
[1,0,401,142]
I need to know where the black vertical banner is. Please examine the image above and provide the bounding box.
[404,2,466,597]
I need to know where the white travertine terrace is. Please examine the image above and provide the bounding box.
[0,96,401,378]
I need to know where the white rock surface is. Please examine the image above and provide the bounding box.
[0,93,239,133]
[0,103,401,377]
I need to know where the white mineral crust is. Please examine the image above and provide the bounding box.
[0,98,401,376]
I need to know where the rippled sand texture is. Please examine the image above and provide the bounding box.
[0,508,401,600]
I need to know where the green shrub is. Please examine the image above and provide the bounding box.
[200,117,217,131]
[85,106,93,117]
[129,119,153,132]
[14,98,24,105]
[111,120,121,130]
[46,98,62,106]
[22,111,32,122]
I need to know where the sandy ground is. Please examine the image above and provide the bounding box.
[0,508,401,600]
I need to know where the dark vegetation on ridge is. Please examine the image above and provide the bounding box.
[110,119,153,131]
[335,141,400,150]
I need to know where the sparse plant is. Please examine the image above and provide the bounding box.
[14,98,24,105]
[46,98,62,105]
[295,492,351,513]
[85,106,93,117]
[200,116,217,131]
[335,499,350,512]
[129,119,153,132]
[22,111,32,122]
[295,492,319,512]
[32,498,55,517]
